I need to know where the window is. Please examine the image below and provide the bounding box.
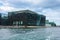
[21,21,23,24]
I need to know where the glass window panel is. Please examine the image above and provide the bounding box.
[21,21,23,24]
[13,21,16,25]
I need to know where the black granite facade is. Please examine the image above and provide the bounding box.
[0,14,1,25]
[8,10,46,26]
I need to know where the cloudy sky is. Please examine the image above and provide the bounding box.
[0,0,60,25]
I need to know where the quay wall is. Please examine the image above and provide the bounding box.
[0,26,56,29]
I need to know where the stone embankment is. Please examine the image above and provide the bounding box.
[0,26,47,29]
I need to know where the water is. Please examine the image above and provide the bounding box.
[0,27,60,40]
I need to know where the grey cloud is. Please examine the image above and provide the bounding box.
[0,0,60,9]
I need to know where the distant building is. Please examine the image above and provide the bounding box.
[45,20,56,26]
[8,10,46,26]
[1,15,8,26]
[45,20,51,26]
[0,14,2,25]
[49,22,56,26]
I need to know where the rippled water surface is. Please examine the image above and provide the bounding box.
[0,27,60,40]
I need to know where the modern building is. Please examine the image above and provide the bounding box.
[0,14,2,25]
[1,15,8,25]
[8,10,46,26]
[45,20,56,26]
[49,22,56,26]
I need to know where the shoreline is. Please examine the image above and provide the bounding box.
[0,26,58,29]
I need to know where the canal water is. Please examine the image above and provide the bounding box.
[0,27,60,40]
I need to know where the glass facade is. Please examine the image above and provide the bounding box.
[8,10,46,26]
[13,21,23,26]
[0,10,46,26]
[0,14,1,25]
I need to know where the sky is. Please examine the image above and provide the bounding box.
[0,0,60,25]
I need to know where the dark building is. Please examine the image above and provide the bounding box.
[49,22,56,26]
[1,15,8,26]
[8,10,46,26]
[0,14,2,25]
[45,20,56,26]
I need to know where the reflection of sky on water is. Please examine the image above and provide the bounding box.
[0,27,60,40]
